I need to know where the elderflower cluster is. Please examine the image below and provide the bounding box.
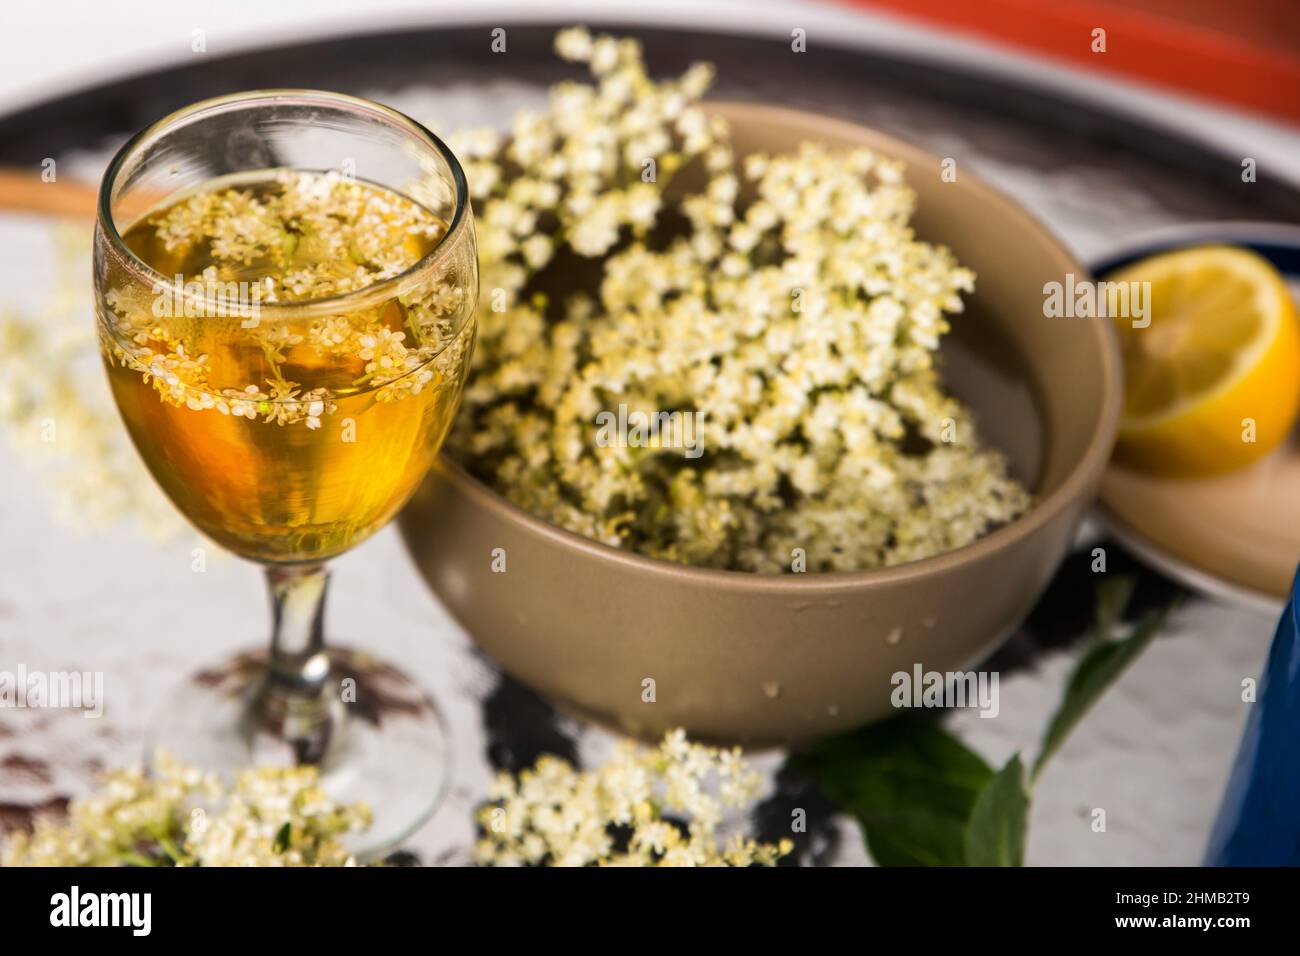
[475,729,791,867]
[150,169,446,301]
[447,27,1030,573]
[99,170,471,428]
[1,751,370,867]
[0,228,185,537]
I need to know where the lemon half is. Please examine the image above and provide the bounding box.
[1106,245,1300,477]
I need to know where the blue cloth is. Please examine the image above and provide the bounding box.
[1205,566,1300,865]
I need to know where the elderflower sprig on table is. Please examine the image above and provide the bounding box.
[1,751,370,867]
[0,228,185,538]
[475,729,792,867]
[446,26,1030,573]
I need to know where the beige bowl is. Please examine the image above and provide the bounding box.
[400,102,1121,747]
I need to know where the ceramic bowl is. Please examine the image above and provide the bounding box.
[400,102,1122,747]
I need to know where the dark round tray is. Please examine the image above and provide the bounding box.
[0,18,1267,866]
[1,22,1296,228]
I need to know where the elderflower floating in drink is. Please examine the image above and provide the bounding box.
[99,168,473,562]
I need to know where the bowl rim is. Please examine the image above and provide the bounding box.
[422,100,1122,594]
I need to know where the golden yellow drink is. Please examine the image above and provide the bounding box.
[97,170,473,562]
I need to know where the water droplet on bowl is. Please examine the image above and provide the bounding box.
[762,681,781,699]
[886,626,904,645]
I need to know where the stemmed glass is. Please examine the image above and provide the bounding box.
[92,91,477,853]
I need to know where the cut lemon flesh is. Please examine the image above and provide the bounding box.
[1106,245,1300,477]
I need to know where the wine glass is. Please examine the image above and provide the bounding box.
[92,90,478,854]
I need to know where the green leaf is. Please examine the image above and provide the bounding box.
[964,754,1029,866]
[273,821,292,854]
[793,577,1176,867]
[1095,575,1136,643]
[1031,576,1175,782]
[792,717,994,866]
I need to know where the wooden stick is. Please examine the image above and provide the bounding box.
[0,169,100,219]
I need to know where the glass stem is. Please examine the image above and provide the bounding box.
[253,564,335,764]
[266,563,332,694]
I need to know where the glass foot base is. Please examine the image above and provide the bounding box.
[146,647,450,860]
